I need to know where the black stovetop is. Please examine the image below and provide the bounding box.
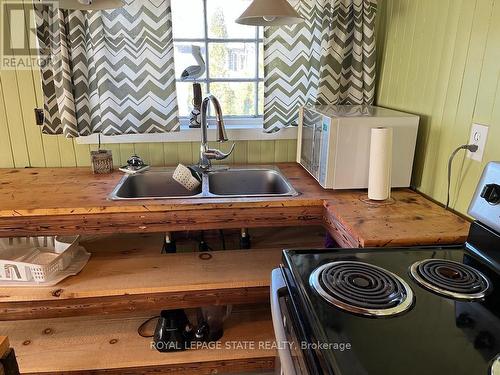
[281,244,500,375]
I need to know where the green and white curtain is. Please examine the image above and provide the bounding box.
[263,0,377,132]
[35,0,179,137]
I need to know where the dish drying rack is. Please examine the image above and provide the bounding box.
[0,236,83,283]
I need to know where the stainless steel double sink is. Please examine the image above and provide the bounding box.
[109,166,298,200]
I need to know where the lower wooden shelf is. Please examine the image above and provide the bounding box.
[0,306,276,374]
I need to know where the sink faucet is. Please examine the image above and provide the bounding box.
[199,94,235,170]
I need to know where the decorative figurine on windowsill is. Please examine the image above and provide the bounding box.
[180,45,206,128]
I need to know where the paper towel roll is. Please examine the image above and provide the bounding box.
[368,127,393,200]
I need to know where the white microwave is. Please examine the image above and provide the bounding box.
[297,105,419,189]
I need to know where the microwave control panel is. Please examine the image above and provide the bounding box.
[318,117,331,186]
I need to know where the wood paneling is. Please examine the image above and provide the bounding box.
[0,5,296,169]
[376,0,500,215]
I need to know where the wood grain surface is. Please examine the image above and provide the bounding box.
[0,336,8,358]
[0,228,325,320]
[0,164,327,217]
[1,306,275,374]
[0,205,323,237]
[0,163,471,247]
[324,191,470,247]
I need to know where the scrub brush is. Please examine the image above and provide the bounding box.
[173,164,202,191]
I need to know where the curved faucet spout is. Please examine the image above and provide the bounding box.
[201,94,227,144]
[199,94,235,170]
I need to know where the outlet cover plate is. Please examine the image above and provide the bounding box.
[467,123,488,162]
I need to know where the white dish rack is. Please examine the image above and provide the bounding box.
[0,236,82,283]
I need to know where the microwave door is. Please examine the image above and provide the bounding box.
[301,110,323,180]
[300,122,314,173]
[311,120,323,180]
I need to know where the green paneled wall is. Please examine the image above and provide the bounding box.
[376,0,500,215]
[0,1,296,169]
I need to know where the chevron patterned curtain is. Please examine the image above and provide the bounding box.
[263,0,377,132]
[35,0,179,137]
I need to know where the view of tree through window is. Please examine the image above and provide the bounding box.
[171,0,263,121]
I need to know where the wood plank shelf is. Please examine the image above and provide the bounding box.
[0,228,325,320]
[0,307,276,374]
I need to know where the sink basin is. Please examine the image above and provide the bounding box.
[208,168,297,197]
[109,166,297,200]
[109,170,202,200]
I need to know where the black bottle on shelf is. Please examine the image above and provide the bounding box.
[153,309,193,352]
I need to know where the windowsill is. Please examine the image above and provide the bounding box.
[76,124,297,144]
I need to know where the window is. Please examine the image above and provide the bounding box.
[171,0,264,125]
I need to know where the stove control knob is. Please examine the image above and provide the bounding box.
[480,184,500,205]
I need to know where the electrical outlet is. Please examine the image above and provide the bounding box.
[34,108,44,126]
[467,123,488,162]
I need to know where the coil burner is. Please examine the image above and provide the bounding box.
[309,261,414,317]
[410,259,491,301]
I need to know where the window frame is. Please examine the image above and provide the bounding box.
[173,0,264,122]
[77,0,277,145]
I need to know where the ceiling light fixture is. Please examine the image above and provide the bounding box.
[235,0,304,26]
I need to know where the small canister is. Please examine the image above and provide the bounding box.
[91,150,113,174]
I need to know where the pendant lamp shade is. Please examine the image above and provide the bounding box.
[235,0,304,26]
[56,0,123,10]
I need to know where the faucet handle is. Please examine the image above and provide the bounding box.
[204,143,235,161]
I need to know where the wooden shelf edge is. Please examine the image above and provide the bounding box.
[0,286,270,321]
[27,357,275,375]
[0,206,323,237]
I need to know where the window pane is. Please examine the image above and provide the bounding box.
[210,82,255,116]
[258,42,264,78]
[209,43,255,78]
[258,81,264,115]
[174,42,207,80]
[176,82,207,117]
[171,0,205,39]
[207,0,256,39]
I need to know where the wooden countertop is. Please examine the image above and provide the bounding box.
[0,164,328,217]
[323,192,469,247]
[0,163,470,247]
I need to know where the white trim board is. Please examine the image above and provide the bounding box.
[76,126,297,144]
